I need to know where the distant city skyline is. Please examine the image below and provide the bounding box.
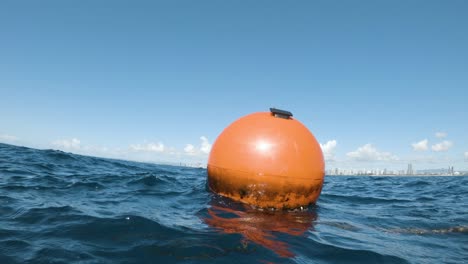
[1,1,467,170]
[327,163,466,176]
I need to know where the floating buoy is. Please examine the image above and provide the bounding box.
[207,108,325,210]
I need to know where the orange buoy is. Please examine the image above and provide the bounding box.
[207,108,325,210]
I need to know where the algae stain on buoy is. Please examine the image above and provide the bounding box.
[207,108,325,210]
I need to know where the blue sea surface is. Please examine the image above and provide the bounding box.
[0,143,467,263]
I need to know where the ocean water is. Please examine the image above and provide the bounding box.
[0,143,467,264]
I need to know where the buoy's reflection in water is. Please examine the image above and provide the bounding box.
[203,200,318,258]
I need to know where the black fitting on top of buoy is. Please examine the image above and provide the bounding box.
[270,108,293,119]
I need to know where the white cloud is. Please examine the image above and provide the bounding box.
[431,140,453,152]
[412,139,428,151]
[435,132,447,138]
[0,134,18,142]
[130,142,165,152]
[465,152,468,162]
[183,136,212,156]
[52,138,81,150]
[184,144,196,154]
[346,144,398,161]
[46,137,211,165]
[320,140,337,161]
[200,136,211,154]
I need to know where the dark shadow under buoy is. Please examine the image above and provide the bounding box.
[201,195,318,258]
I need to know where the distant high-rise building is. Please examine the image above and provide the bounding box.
[407,164,413,175]
[448,166,454,175]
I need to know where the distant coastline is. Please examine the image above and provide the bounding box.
[327,165,468,176]
[327,174,468,176]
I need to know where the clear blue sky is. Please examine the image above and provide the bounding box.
[1,0,467,170]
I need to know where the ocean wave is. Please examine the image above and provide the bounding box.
[127,174,170,186]
[320,193,413,204]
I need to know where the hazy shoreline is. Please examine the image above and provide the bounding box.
[327,174,468,177]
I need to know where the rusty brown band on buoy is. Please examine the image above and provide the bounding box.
[207,108,325,210]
